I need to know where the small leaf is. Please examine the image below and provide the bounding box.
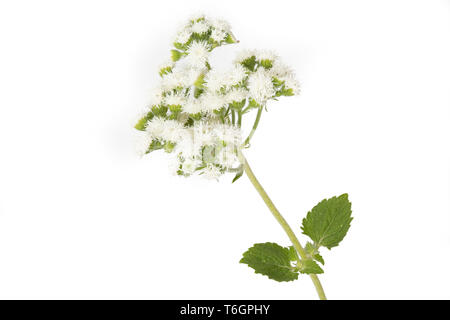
[301,194,353,249]
[299,259,324,275]
[164,141,175,153]
[304,242,324,265]
[240,243,299,282]
[313,253,325,265]
[231,169,243,183]
[288,246,299,261]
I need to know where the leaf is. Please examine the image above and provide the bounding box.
[299,259,324,275]
[305,242,325,265]
[301,194,353,249]
[313,253,324,265]
[231,169,243,183]
[240,243,299,282]
[288,246,299,261]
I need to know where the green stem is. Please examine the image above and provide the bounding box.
[241,154,327,300]
[243,105,263,147]
[237,110,242,127]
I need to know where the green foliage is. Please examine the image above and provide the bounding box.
[302,194,353,249]
[224,33,235,44]
[260,59,273,69]
[231,168,243,183]
[173,42,186,50]
[288,246,299,261]
[194,88,204,98]
[240,55,257,71]
[147,140,164,154]
[305,242,324,265]
[168,104,182,114]
[134,112,154,131]
[194,73,205,88]
[299,259,324,275]
[240,243,299,282]
[171,49,183,62]
[164,141,175,153]
[159,66,173,77]
[151,105,168,117]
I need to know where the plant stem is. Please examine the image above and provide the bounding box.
[243,105,263,147]
[237,110,243,127]
[241,154,327,300]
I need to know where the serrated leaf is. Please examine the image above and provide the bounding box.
[288,246,299,262]
[313,253,325,265]
[299,259,324,274]
[240,243,299,282]
[301,194,353,249]
[304,242,325,265]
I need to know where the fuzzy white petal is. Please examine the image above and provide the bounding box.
[248,68,275,104]
[191,21,209,34]
[201,163,222,180]
[234,49,255,64]
[186,41,210,68]
[256,49,279,62]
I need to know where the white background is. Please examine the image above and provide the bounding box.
[0,0,449,300]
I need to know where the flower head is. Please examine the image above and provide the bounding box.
[187,41,210,68]
[248,68,275,104]
[191,21,209,34]
[135,15,300,180]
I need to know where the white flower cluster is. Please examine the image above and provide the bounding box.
[135,15,300,180]
[145,117,241,179]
